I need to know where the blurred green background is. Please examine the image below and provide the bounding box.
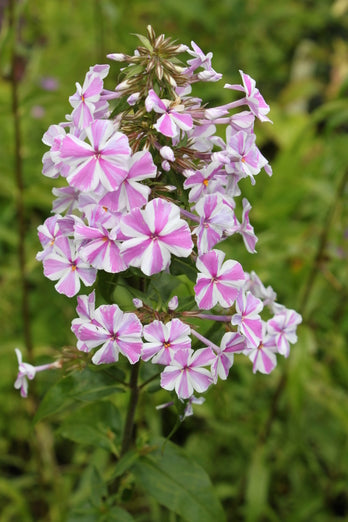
[1,0,348,520]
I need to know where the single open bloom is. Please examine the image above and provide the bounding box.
[75,303,143,365]
[120,198,193,276]
[142,319,191,365]
[161,347,214,399]
[194,249,245,310]
[59,119,131,192]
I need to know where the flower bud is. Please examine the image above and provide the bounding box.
[107,53,128,62]
[127,92,141,106]
[168,296,178,310]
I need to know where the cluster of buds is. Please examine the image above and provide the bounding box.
[16,27,301,408]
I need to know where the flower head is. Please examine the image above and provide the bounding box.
[59,120,131,192]
[194,249,245,310]
[14,349,37,398]
[74,304,143,365]
[120,198,193,276]
[161,348,214,399]
[142,319,191,365]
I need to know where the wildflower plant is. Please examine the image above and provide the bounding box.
[16,26,302,518]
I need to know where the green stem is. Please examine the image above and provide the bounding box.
[120,362,140,457]
[299,167,348,318]
[9,0,33,360]
[138,370,162,390]
[109,362,140,496]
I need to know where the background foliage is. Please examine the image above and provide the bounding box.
[1,0,348,520]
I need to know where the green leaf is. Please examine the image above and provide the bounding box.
[170,256,197,282]
[132,438,226,521]
[109,96,133,119]
[133,33,152,51]
[102,507,135,522]
[147,271,181,307]
[108,450,139,481]
[58,401,122,454]
[34,366,125,423]
[124,63,144,79]
[245,446,269,522]
[97,271,121,304]
[67,465,108,521]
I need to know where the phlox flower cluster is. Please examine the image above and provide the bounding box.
[17,27,301,412]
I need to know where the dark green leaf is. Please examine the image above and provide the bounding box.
[170,256,197,282]
[108,450,139,480]
[58,401,122,453]
[102,507,135,522]
[132,437,226,522]
[97,271,121,304]
[147,271,181,307]
[34,366,125,423]
[133,33,152,51]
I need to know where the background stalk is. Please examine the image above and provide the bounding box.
[9,0,33,360]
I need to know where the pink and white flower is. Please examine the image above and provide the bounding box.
[232,290,263,347]
[194,249,245,310]
[71,291,97,352]
[43,236,96,297]
[52,186,80,215]
[225,70,272,123]
[183,163,224,203]
[99,150,157,213]
[69,64,110,128]
[244,335,278,374]
[74,221,125,273]
[75,304,143,364]
[14,349,61,398]
[161,347,214,399]
[120,198,193,276]
[14,348,37,398]
[234,198,258,254]
[211,332,246,381]
[245,271,277,309]
[142,319,191,365]
[145,89,193,138]
[224,130,268,184]
[267,308,302,357]
[193,194,235,255]
[42,124,67,179]
[36,214,63,261]
[59,119,131,192]
[185,41,222,82]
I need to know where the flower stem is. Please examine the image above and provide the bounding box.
[109,362,140,496]
[299,167,348,317]
[190,328,220,351]
[120,362,140,457]
[182,311,232,321]
[138,370,162,390]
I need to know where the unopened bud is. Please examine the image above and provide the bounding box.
[107,53,127,62]
[161,160,171,171]
[175,44,189,53]
[127,92,141,106]
[160,146,175,161]
[115,79,131,92]
[147,25,156,40]
[168,296,178,310]
[155,63,164,80]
